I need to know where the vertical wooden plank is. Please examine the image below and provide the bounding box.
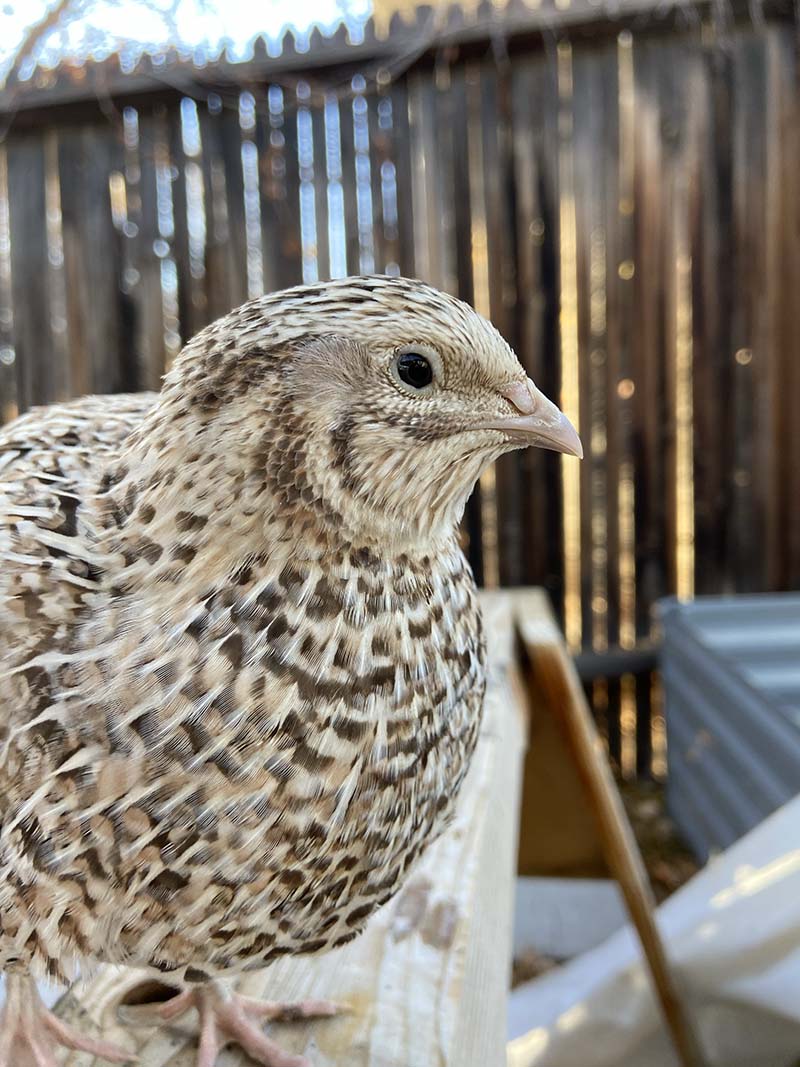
[783,29,800,589]
[479,60,524,587]
[556,40,582,644]
[200,98,233,319]
[311,101,331,281]
[670,53,698,607]
[57,128,92,399]
[448,65,474,307]
[571,47,600,645]
[255,86,282,294]
[450,62,483,585]
[367,85,394,275]
[173,98,212,335]
[6,134,51,411]
[611,30,639,657]
[590,47,618,659]
[431,59,458,297]
[83,125,127,392]
[296,89,316,284]
[39,131,71,403]
[241,92,265,300]
[132,109,167,389]
[389,79,415,278]
[0,145,18,421]
[529,49,565,611]
[117,107,155,391]
[631,39,671,638]
[220,98,249,308]
[692,42,735,597]
[465,60,499,588]
[168,102,199,344]
[339,93,361,276]
[259,83,303,291]
[510,54,543,591]
[765,28,800,589]
[661,58,681,606]
[600,45,622,653]
[629,44,662,635]
[729,32,768,591]
[763,32,785,591]
[59,123,127,396]
[638,37,693,771]
[480,63,516,338]
[417,69,444,287]
[599,32,637,755]
[407,69,448,290]
[511,53,563,602]
[352,81,376,275]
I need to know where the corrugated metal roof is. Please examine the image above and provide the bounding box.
[659,594,800,862]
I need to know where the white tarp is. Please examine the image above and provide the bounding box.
[508,794,800,1067]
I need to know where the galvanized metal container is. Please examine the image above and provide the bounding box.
[658,593,800,862]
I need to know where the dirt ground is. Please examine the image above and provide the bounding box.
[512,778,700,987]
[618,778,699,903]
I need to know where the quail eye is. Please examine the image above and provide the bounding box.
[396,352,434,390]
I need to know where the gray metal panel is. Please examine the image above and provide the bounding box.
[666,770,740,862]
[659,593,800,862]
[664,683,779,831]
[663,626,800,794]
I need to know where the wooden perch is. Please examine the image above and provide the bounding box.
[514,588,708,1067]
[55,592,527,1067]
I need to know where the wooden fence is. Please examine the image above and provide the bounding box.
[0,0,798,776]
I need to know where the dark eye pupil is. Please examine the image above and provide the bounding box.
[397,352,433,389]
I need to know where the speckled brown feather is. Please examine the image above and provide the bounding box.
[0,276,540,991]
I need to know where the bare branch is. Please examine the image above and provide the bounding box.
[4,0,82,89]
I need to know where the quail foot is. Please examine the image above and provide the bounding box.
[0,974,133,1067]
[117,979,339,1067]
[0,276,581,1066]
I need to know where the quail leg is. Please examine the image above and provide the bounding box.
[0,973,133,1067]
[140,980,340,1067]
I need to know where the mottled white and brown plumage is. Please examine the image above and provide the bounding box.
[0,276,581,1067]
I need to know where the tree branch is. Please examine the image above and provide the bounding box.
[4,0,81,89]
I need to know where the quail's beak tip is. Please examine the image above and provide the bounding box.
[557,411,583,459]
[493,378,583,458]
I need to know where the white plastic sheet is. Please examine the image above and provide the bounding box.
[508,795,800,1067]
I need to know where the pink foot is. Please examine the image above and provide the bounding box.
[0,974,134,1067]
[125,981,340,1067]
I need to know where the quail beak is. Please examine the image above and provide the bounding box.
[482,378,583,458]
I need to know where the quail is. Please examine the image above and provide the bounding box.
[0,276,581,1067]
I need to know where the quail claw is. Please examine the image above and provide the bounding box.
[132,981,341,1067]
[0,975,135,1067]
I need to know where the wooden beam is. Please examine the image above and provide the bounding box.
[513,588,709,1067]
[0,0,794,128]
[55,591,526,1067]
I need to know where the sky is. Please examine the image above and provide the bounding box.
[0,0,372,85]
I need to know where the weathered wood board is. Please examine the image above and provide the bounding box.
[53,591,527,1067]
